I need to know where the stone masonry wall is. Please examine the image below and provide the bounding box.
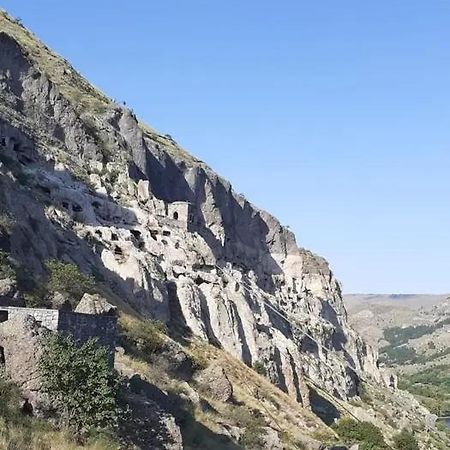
[0,307,117,362]
[0,307,59,331]
[58,311,117,357]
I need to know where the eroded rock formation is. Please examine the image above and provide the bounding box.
[0,11,382,412]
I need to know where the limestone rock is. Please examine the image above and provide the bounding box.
[75,293,117,316]
[0,277,15,297]
[50,291,72,311]
[121,393,183,450]
[261,427,283,450]
[0,314,49,412]
[194,363,233,402]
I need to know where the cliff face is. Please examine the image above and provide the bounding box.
[0,11,381,404]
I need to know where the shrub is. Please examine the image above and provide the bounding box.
[393,429,419,450]
[333,417,387,449]
[189,351,209,372]
[39,334,120,436]
[0,250,15,279]
[0,377,25,424]
[119,317,167,361]
[229,405,266,449]
[46,259,95,303]
[253,360,267,377]
[0,213,15,235]
[358,382,373,405]
[240,425,266,449]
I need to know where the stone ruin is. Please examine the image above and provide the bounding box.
[0,295,117,414]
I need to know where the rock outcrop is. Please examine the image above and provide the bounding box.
[194,363,234,402]
[0,314,49,412]
[75,293,117,315]
[0,9,381,414]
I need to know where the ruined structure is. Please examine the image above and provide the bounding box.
[0,299,117,413]
[0,305,117,358]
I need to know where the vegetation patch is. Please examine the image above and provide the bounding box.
[118,315,167,361]
[398,364,450,415]
[381,320,450,365]
[253,360,267,377]
[393,429,419,450]
[229,405,266,449]
[0,250,15,279]
[0,373,118,449]
[332,417,387,449]
[39,334,120,437]
[46,259,96,303]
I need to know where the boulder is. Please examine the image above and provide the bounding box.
[261,427,283,450]
[50,291,72,311]
[75,293,117,316]
[0,314,50,413]
[194,363,233,402]
[120,392,183,450]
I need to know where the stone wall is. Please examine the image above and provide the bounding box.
[0,306,59,331]
[58,311,117,357]
[0,307,117,362]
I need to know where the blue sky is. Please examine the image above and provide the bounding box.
[2,1,450,293]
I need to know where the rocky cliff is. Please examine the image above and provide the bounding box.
[0,10,383,408]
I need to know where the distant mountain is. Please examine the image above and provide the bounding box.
[345,294,450,418]
[344,294,449,344]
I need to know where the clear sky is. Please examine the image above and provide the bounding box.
[2,1,450,294]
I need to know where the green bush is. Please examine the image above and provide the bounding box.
[358,382,373,405]
[393,429,419,450]
[0,377,25,424]
[0,250,15,279]
[253,360,267,377]
[0,213,15,235]
[119,318,167,361]
[333,417,387,450]
[399,364,450,415]
[46,259,95,303]
[39,334,120,436]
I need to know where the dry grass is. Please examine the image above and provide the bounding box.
[0,422,119,450]
[116,333,333,450]
[0,10,110,115]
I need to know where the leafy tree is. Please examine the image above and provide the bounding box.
[0,251,14,279]
[46,259,95,303]
[39,334,120,435]
[393,429,419,450]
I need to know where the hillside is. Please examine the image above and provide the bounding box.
[344,294,449,344]
[0,9,448,449]
[345,294,450,426]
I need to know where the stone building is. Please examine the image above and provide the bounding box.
[0,296,117,413]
